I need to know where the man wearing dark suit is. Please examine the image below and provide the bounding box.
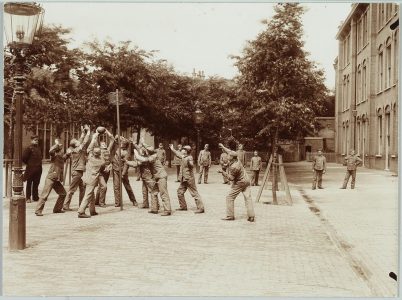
[22,135,43,203]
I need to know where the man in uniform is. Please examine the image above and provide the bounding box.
[22,135,43,203]
[250,150,262,186]
[156,143,166,166]
[94,129,114,207]
[110,136,137,207]
[219,148,230,184]
[63,125,91,211]
[237,143,247,167]
[127,140,160,212]
[198,143,211,184]
[134,145,172,216]
[312,149,326,190]
[77,132,106,218]
[170,144,204,213]
[35,139,67,216]
[217,143,255,222]
[172,144,183,182]
[341,149,363,189]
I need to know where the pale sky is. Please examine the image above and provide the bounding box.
[39,2,352,89]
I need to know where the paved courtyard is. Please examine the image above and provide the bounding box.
[2,162,399,296]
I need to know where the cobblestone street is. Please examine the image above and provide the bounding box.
[2,162,398,296]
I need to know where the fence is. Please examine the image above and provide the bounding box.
[306,152,337,163]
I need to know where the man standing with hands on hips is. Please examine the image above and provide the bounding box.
[341,149,362,189]
[312,149,326,190]
[198,144,211,184]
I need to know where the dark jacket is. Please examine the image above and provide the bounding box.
[22,144,43,181]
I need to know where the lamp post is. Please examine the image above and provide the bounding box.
[4,2,44,250]
[193,102,204,164]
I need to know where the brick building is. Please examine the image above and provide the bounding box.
[334,3,399,172]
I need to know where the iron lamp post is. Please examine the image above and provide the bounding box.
[4,2,44,250]
[193,103,204,162]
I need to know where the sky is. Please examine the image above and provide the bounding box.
[39,2,352,89]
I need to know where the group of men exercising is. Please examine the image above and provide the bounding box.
[24,125,255,221]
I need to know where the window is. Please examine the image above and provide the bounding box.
[357,65,362,102]
[347,75,350,108]
[386,4,392,21]
[342,124,346,154]
[343,76,347,110]
[378,114,383,154]
[345,124,349,154]
[363,12,368,45]
[394,31,398,84]
[381,3,385,27]
[362,63,367,101]
[343,34,351,66]
[357,19,361,50]
[378,47,384,91]
[357,121,361,154]
[393,104,398,153]
[386,40,392,88]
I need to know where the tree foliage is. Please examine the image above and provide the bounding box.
[4,7,331,153]
[232,3,328,150]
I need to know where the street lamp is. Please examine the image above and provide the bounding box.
[193,102,204,162]
[4,2,44,250]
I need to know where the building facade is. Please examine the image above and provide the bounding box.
[335,3,399,172]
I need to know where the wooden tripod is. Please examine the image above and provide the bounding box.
[255,154,292,205]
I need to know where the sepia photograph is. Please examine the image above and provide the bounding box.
[2,1,400,297]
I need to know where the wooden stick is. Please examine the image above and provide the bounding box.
[255,154,272,203]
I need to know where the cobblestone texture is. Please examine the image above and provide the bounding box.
[2,162,396,296]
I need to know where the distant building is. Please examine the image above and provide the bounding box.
[304,117,336,161]
[334,3,399,172]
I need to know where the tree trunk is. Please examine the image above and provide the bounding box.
[136,125,141,144]
[272,128,279,205]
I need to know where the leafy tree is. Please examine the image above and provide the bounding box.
[233,3,328,152]
[4,25,84,157]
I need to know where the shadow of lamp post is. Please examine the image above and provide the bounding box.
[4,2,44,250]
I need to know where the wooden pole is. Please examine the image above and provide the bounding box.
[116,89,123,211]
[278,154,293,205]
[255,154,272,203]
[272,154,278,205]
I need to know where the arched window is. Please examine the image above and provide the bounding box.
[357,65,362,102]
[377,108,383,154]
[386,37,392,88]
[378,45,384,91]
[362,60,367,101]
